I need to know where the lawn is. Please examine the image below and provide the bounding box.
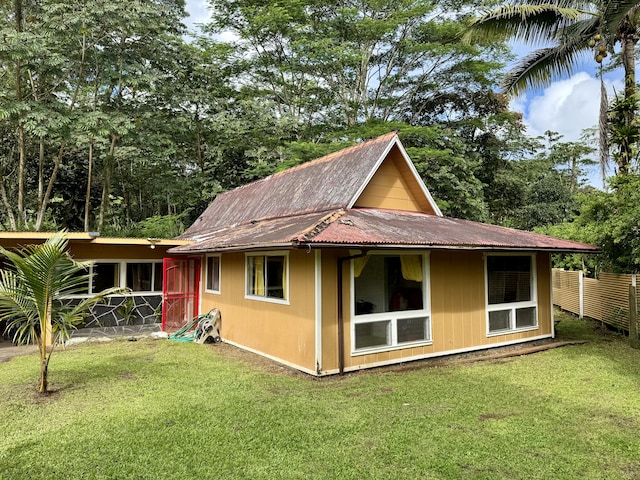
[1,311,639,480]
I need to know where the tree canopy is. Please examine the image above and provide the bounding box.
[0,0,607,249]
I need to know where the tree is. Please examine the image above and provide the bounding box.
[0,232,119,394]
[465,0,640,175]
[0,0,189,231]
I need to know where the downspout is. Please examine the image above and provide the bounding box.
[337,250,368,375]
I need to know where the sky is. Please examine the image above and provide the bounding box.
[182,1,621,187]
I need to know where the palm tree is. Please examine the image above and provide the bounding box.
[465,0,640,175]
[0,232,119,394]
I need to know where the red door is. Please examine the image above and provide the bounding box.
[162,257,201,332]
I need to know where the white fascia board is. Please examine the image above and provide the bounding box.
[346,134,443,217]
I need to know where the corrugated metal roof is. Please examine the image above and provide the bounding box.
[173,131,598,255]
[170,211,337,253]
[170,208,599,254]
[180,132,397,238]
[304,209,599,253]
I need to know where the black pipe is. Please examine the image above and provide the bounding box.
[337,250,369,375]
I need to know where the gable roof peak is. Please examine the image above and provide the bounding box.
[181,131,439,238]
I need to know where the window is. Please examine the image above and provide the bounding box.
[352,253,431,353]
[93,263,119,293]
[486,255,537,335]
[70,260,164,296]
[205,256,220,293]
[246,253,288,302]
[126,262,163,292]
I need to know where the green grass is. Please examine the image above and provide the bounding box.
[2,311,640,479]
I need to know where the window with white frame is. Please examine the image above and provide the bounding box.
[246,253,288,302]
[352,253,431,353]
[126,262,163,292]
[486,254,537,335]
[76,261,163,295]
[205,255,221,293]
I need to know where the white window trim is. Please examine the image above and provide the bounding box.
[67,259,164,297]
[484,253,538,337]
[204,254,221,294]
[244,251,290,305]
[350,251,432,356]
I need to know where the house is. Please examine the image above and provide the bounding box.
[168,132,598,375]
[0,232,192,337]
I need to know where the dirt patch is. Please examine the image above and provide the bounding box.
[209,342,309,378]
[0,340,38,364]
[478,412,515,421]
[205,338,586,378]
[382,339,587,374]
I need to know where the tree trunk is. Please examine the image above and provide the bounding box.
[34,141,66,231]
[14,0,26,227]
[619,34,636,175]
[84,138,94,231]
[599,72,609,186]
[38,356,48,394]
[38,135,45,206]
[97,135,118,231]
[0,170,17,230]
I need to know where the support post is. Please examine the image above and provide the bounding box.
[578,271,584,319]
[630,284,639,349]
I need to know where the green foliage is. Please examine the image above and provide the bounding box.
[540,174,640,273]
[0,232,122,393]
[137,213,188,239]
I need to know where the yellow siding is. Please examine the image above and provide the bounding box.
[69,244,174,260]
[327,250,553,373]
[200,249,317,372]
[321,250,340,372]
[354,145,436,214]
[0,238,173,261]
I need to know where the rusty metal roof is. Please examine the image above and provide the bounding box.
[303,209,600,253]
[180,132,398,238]
[171,211,335,253]
[170,208,599,254]
[173,131,598,255]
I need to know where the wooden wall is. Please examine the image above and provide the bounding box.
[353,145,436,214]
[0,237,172,261]
[200,249,318,372]
[320,250,552,374]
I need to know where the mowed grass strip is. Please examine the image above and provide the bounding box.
[1,312,640,480]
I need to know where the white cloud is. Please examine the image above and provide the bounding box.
[512,72,623,143]
[184,0,211,32]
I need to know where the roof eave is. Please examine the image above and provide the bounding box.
[168,242,296,255]
[294,242,600,254]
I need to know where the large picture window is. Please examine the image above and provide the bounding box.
[352,253,430,353]
[246,253,288,302]
[205,255,221,293]
[486,255,537,335]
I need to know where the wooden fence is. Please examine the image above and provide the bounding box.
[552,269,636,331]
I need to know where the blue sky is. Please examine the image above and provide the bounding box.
[183,1,622,187]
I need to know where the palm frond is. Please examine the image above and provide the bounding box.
[465,4,593,44]
[502,39,590,95]
[601,0,640,35]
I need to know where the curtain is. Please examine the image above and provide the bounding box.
[253,256,265,296]
[400,255,422,282]
[281,258,287,298]
[353,256,370,278]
